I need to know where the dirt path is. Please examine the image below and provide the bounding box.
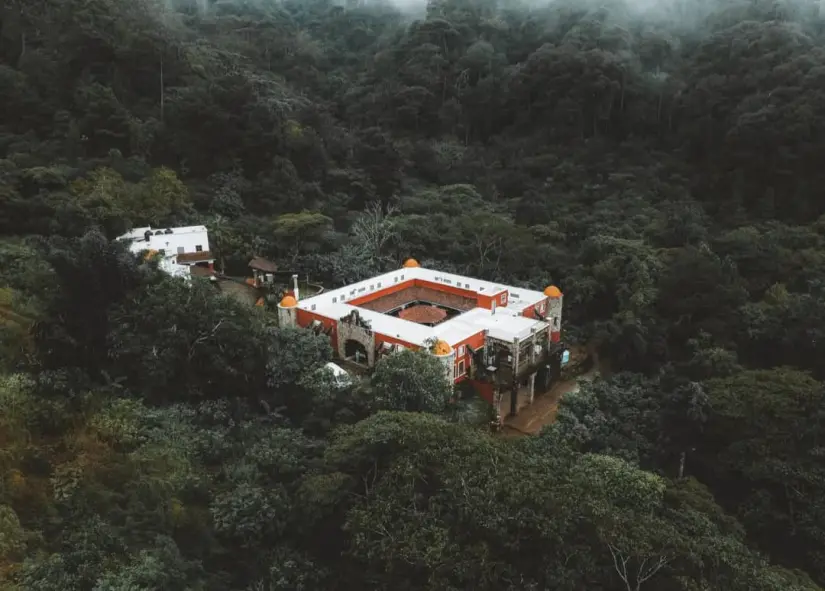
[217,279,259,306]
[500,347,602,437]
[502,379,581,435]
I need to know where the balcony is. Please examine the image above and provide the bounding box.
[471,340,564,386]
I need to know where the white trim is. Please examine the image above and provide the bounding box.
[455,359,465,379]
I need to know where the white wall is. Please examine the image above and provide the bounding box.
[159,256,192,280]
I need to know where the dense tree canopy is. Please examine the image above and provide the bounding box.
[1,0,825,588]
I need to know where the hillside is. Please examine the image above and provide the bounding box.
[1,0,825,588]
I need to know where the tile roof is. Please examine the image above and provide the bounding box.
[398,304,448,324]
[177,251,213,263]
[249,256,278,273]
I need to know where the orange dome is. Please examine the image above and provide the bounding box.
[432,339,452,355]
[544,285,562,298]
[279,295,297,307]
[402,258,420,268]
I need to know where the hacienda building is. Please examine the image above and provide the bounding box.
[118,225,215,279]
[278,258,567,422]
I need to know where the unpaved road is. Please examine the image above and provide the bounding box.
[500,350,602,437]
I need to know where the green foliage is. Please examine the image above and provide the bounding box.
[701,369,825,581]
[2,0,825,588]
[369,349,453,413]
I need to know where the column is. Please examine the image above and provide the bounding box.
[509,380,518,416]
[528,372,536,405]
[492,386,503,430]
[509,337,520,417]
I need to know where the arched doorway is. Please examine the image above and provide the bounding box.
[344,339,369,365]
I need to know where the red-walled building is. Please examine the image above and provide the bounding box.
[278,259,565,420]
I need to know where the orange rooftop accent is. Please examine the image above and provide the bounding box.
[433,339,452,355]
[279,295,297,307]
[402,258,420,268]
[544,285,562,298]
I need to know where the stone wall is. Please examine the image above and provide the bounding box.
[336,310,376,366]
[358,286,475,314]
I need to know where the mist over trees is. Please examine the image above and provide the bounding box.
[2,0,825,588]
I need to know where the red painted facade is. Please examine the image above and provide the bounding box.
[469,379,496,404]
[348,277,513,313]
[450,330,486,383]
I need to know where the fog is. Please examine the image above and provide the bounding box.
[161,0,823,38]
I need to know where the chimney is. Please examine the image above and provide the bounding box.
[292,274,299,301]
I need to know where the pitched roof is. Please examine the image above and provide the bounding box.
[177,251,213,263]
[249,256,278,273]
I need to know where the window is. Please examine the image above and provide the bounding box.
[177,246,184,254]
[195,245,203,252]
[500,293,507,304]
[332,297,337,303]
[458,345,466,357]
[377,282,381,288]
[311,304,316,311]
[465,283,470,289]
[455,360,465,379]
[553,317,559,328]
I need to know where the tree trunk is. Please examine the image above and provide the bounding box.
[160,53,165,123]
[678,451,686,479]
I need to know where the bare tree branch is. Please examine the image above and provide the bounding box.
[607,543,670,591]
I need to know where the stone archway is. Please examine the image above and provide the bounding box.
[336,310,376,367]
[344,339,369,365]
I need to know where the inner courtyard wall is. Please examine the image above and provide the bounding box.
[357,285,475,314]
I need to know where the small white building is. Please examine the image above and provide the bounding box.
[118,225,215,279]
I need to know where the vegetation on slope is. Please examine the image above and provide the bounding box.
[1,0,824,588]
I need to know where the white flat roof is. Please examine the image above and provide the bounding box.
[118,225,208,241]
[433,307,548,343]
[297,266,550,346]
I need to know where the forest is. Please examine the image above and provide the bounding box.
[1,0,825,588]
